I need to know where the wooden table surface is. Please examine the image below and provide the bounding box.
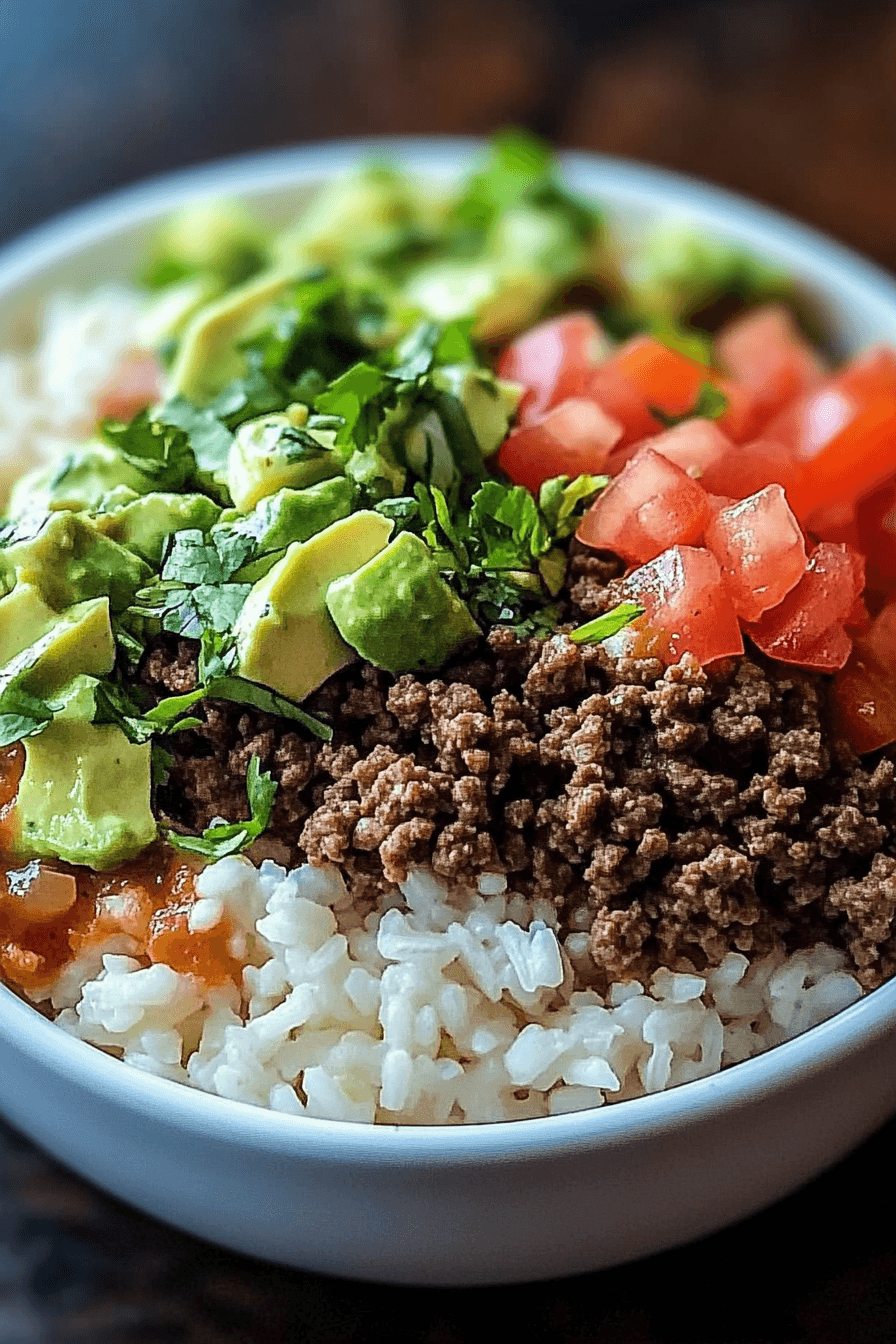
[2,1,896,1338]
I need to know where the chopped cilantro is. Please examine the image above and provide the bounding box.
[568,602,645,645]
[163,755,278,858]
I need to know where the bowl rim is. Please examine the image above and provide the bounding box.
[2,136,896,1163]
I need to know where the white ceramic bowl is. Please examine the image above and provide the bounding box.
[1,140,896,1287]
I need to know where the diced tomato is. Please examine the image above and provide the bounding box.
[764,347,896,522]
[613,545,744,666]
[836,345,896,400]
[704,485,807,622]
[699,435,804,500]
[584,369,665,459]
[744,541,860,670]
[637,417,732,481]
[96,348,165,422]
[869,600,896,652]
[784,392,896,521]
[856,479,896,602]
[714,304,825,440]
[496,397,622,494]
[576,447,710,564]
[830,601,896,752]
[588,336,715,457]
[496,313,608,424]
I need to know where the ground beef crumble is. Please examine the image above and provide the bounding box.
[143,559,896,992]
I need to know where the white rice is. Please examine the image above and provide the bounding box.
[0,288,143,498]
[50,858,863,1124]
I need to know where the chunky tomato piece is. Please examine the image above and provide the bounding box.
[496,313,607,424]
[637,417,732,481]
[699,435,804,500]
[715,304,824,436]
[704,485,808,622]
[856,479,896,603]
[586,336,715,456]
[744,541,860,670]
[830,601,896,752]
[496,397,622,494]
[96,348,164,422]
[611,545,744,666]
[576,447,710,564]
[764,347,896,522]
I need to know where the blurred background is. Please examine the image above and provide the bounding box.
[3,0,896,268]
[3,1,896,1340]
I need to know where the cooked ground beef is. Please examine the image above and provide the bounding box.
[142,604,896,992]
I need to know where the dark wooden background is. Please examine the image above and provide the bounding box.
[2,1,896,1339]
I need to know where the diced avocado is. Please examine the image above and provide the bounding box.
[11,682,156,868]
[146,199,268,289]
[168,268,294,404]
[137,272,222,348]
[401,257,556,344]
[621,224,793,326]
[98,491,222,565]
[6,444,159,516]
[0,585,114,692]
[214,477,355,574]
[274,166,424,270]
[430,365,521,458]
[227,411,343,513]
[0,512,150,612]
[325,532,479,673]
[234,511,393,701]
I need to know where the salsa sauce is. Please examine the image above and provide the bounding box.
[0,741,240,998]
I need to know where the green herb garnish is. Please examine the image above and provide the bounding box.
[568,602,645,645]
[163,755,278,858]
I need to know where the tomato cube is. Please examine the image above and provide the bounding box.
[496,397,622,495]
[715,304,824,433]
[830,604,896,753]
[639,418,732,481]
[856,479,896,603]
[576,447,711,564]
[744,541,860,670]
[585,336,711,452]
[610,545,744,666]
[704,485,808,622]
[699,435,804,501]
[497,313,608,424]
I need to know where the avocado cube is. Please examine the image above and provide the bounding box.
[325,532,479,673]
[227,414,343,513]
[0,512,151,613]
[0,584,114,693]
[214,477,355,568]
[99,491,222,565]
[7,443,158,517]
[12,713,156,869]
[234,510,393,701]
[168,268,294,405]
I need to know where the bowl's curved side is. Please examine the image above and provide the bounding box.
[1,139,896,1283]
[3,978,896,1283]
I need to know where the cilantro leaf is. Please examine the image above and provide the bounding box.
[99,410,195,490]
[0,684,53,749]
[163,755,278,859]
[162,530,226,585]
[158,396,234,477]
[568,602,645,645]
[538,474,608,540]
